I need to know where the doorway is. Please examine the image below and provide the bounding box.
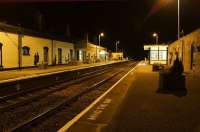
[76,50,79,61]
[70,49,73,61]
[43,47,49,64]
[58,48,62,64]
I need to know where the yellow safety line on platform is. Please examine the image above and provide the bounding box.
[58,61,141,132]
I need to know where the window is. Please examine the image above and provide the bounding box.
[150,50,158,60]
[22,46,30,56]
[148,46,168,64]
[159,51,167,60]
[79,50,83,61]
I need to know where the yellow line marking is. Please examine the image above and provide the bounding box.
[58,62,140,132]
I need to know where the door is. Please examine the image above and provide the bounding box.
[43,47,49,64]
[58,48,62,64]
[70,49,73,61]
[83,51,86,62]
[76,50,79,61]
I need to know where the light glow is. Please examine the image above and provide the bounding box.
[153,33,158,37]
[100,33,104,37]
[99,50,106,55]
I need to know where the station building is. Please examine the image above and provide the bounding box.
[0,23,74,70]
[110,52,124,60]
[75,39,108,63]
[168,28,200,72]
[0,23,111,70]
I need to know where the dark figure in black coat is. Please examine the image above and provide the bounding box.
[34,53,37,66]
[170,58,184,75]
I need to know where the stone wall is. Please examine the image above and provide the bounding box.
[168,29,200,72]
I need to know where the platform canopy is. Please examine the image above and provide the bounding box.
[144,45,168,50]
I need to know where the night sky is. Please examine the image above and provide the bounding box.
[0,0,199,58]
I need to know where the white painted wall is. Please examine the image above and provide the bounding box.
[111,52,123,60]
[87,43,97,62]
[87,43,107,62]
[53,40,74,64]
[22,35,53,67]
[0,31,75,69]
[0,32,18,68]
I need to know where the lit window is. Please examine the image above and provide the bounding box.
[22,46,30,56]
[79,50,83,61]
[150,50,158,60]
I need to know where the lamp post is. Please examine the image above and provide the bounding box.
[153,33,159,44]
[98,33,104,46]
[178,0,180,40]
[96,33,104,61]
[153,33,159,61]
[178,0,184,61]
[115,41,120,52]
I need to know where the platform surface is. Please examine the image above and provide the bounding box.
[0,61,124,83]
[61,63,200,132]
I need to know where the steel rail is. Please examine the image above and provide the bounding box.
[0,68,111,112]
[7,71,122,132]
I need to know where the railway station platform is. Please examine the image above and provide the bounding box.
[59,62,200,132]
[0,61,124,83]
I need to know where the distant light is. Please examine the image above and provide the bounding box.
[153,33,158,37]
[100,33,104,37]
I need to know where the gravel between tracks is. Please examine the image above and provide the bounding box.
[0,62,136,132]
[0,70,117,131]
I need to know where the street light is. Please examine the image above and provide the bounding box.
[153,33,159,44]
[115,41,120,52]
[96,32,104,61]
[178,0,180,39]
[98,33,104,46]
[153,33,159,61]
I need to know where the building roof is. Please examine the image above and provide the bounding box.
[0,22,74,43]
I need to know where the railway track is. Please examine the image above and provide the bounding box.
[0,61,137,132]
[0,67,111,112]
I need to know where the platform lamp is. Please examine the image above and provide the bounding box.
[153,33,159,61]
[153,33,159,44]
[98,33,104,46]
[97,33,104,61]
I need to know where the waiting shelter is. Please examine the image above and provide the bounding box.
[144,44,168,65]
